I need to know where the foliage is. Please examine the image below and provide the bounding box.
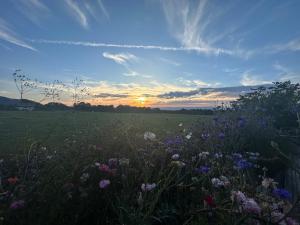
[231,81,300,128]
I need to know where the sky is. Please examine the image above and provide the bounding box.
[0,0,299,108]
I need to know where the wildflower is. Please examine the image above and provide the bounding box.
[141,183,156,192]
[99,164,110,173]
[99,179,110,189]
[178,123,183,127]
[220,176,230,186]
[119,158,130,166]
[144,131,156,141]
[218,132,225,139]
[232,153,243,159]
[46,155,53,160]
[171,161,186,168]
[203,195,216,207]
[242,198,261,214]
[186,132,192,139]
[10,200,25,209]
[7,177,19,185]
[214,153,223,159]
[211,178,224,188]
[80,173,89,183]
[195,166,210,174]
[201,133,210,140]
[272,188,291,199]
[198,151,210,159]
[231,191,247,204]
[262,178,277,189]
[171,154,180,160]
[108,158,118,168]
[95,162,101,167]
[235,159,252,170]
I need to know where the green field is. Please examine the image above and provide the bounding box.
[0,111,208,154]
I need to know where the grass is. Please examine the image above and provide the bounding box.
[0,111,209,154]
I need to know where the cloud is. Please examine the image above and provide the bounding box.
[94,93,129,98]
[161,0,233,56]
[64,0,109,28]
[157,85,266,99]
[273,63,300,83]
[175,77,211,88]
[12,0,50,25]
[270,38,300,53]
[240,71,272,86]
[65,0,88,28]
[123,70,152,79]
[102,52,137,65]
[159,57,181,66]
[0,18,37,51]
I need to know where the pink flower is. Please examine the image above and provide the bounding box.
[242,198,261,214]
[99,179,110,189]
[10,200,25,209]
[231,191,247,204]
[99,164,110,173]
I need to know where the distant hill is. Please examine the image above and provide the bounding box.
[0,96,41,106]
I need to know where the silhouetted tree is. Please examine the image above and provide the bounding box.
[70,77,89,105]
[12,69,37,100]
[41,80,65,103]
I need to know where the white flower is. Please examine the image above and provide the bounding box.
[171,154,180,160]
[186,132,192,139]
[95,162,101,167]
[199,152,210,159]
[178,123,183,127]
[80,173,90,182]
[262,178,277,189]
[141,183,156,192]
[211,178,225,188]
[119,158,130,166]
[144,132,156,141]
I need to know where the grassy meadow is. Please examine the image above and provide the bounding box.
[0,111,206,154]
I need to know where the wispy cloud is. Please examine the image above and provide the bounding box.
[94,93,129,98]
[270,38,300,53]
[64,0,109,28]
[12,0,50,25]
[273,63,300,83]
[123,70,152,79]
[102,52,137,65]
[0,18,37,51]
[159,57,181,66]
[65,0,88,28]
[240,71,272,86]
[161,0,233,56]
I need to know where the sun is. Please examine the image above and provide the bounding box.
[136,97,146,105]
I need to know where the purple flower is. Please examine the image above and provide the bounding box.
[99,179,110,189]
[201,133,210,140]
[195,166,210,174]
[10,200,25,209]
[108,158,118,168]
[235,159,252,170]
[141,183,156,192]
[242,198,261,214]
[272,188,291,199]
[218,132,225,139]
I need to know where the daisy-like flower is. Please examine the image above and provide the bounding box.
[119,158,130,166]
[262,178,277,189]
[99,179,110,189]
[211,178,224,188]
[178,123,183,127]
[199,152,210,159]
[186,132,192,139]
[171,154,180,160]
[144,132,156,141]
[141,183,156,192]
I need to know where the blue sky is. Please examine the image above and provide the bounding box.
[0,0,299,108]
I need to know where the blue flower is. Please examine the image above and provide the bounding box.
[235,159,252,169]
[218,132,225,139]
[272,188,291,199]
[195,166,210,174]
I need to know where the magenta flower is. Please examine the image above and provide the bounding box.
[99,164,110,173]
[99,179,110,189]
[10,200,25,209]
